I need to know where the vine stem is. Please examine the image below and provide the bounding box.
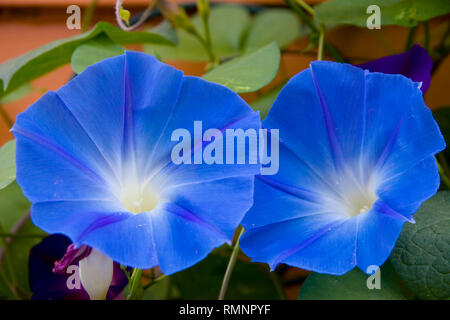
[115,0,156,31]
[0,104,13,128]
[317,24,325,61]
[295,0,314,16]
[126,268,143,300]
[218,227,245,300]
[284,0,345,62]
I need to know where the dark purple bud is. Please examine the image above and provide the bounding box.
[357,44,433,93]
[29,234,129,300]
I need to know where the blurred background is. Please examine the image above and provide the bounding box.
[0,0,449,299]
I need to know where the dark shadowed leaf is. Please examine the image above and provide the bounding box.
[170,249,280,299]
[390,191,450,299]
[298,261,410,300]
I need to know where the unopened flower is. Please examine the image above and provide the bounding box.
[29,234,128,300]
[240,61,445,275]
[357,44,433,94]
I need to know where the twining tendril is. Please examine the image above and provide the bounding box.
[115,0,156,31]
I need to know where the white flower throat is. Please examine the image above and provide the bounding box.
[118,174,160,214]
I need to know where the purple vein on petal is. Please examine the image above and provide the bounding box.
[310,66,346,173]
[268,219,347,270]
[373,119,402,173]
[122,56,137,172]
[373,200,415,223]
[163,202,229,242]
[147,112,259,187]
[54,92,122,185]
[257,175,326,205]
[75,211,131,244]
[276,140,347,201]
[12,128,106,184]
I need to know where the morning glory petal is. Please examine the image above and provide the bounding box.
[263,67,336,179]
[146,76,261,188]
[123,52,184,177]
[356,206,406,273]
[241,213,345,270]
[377,156,440,216]
[363,72,445,179]
[151,204,235,275]
[56,55,127,176]
[14,133,115,203]
[31,200,132,244]
[163,176,254,239]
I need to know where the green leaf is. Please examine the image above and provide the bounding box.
[145,5,250,61]
[245,9,304,52]
[151,20,178,46]
[0,182,30,232]
[250,83,284,120]
[390,191,450,299]
[0,140,16,190]
[202,42,280,93]
[171,249,280,299]
[298,261,410,300]
[315,0,450,28]
[0,22,174,97]
[71,35,125,74]
[0,84,33,104]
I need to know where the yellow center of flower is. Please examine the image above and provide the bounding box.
[119,182,159,214]
[345,188,377,217]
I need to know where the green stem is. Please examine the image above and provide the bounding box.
[405,26,417,51]
[424,21,430,52]
[284,0,345,62]
[317,24,325,61]
[295,0,315,16]
[81,0,98,32]
[218,227,244,300]
[126,268,142,300]
[142,274,168,290]
[0,104,13,128]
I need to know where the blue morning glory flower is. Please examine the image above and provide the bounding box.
[13,51,260,274]
[240,61,445,275]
